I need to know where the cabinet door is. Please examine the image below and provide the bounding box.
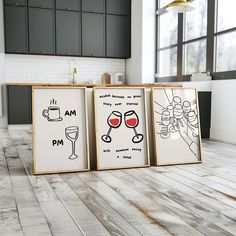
[7,86,32,124]
[4,6,28,53]
[198,92,211,138]
[4,0,26,6]
[82,13,105,57]
[56,0,80,11]
[82,0,104,13]
[56,11,81,55]
[29,8,55,54]
[28,0,54,8]
[106,15,130,58]
[106,0,131,15]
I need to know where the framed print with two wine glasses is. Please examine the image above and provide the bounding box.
[151,87,202,165]
[94,87,150,170]
[32,86,90,174]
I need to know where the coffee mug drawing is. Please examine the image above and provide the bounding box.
[42,106,63,122]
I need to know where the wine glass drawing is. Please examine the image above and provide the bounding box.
[124,110,144,143]
[65,126,79,160]
[101,111,122,143]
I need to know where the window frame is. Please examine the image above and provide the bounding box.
[155,0,236,82]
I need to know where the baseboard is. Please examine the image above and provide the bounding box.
[8,124,32,130]
[210,127,236,145]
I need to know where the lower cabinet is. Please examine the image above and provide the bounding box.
[7,86,32,124]
[198,91,211,139]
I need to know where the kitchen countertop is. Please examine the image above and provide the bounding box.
[5,83,183,87]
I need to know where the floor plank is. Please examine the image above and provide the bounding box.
[0,137,24,236]
[46,174,111,236]
[62,173,144,236]
[1,129,236,236]
[6,131,84,236]
[78,171,171,236]
[95,170,204,236]
[125,168,235,235]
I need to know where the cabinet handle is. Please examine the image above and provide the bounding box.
[41,51,46,54]
[38,5,43,8]
[67,52,72,55]
[65,8,72,10]
[15,49,21,53]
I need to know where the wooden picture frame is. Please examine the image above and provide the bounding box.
[32,86,90,174]
[151,87,202,166]
[94,87,150,170]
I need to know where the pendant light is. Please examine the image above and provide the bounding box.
[166,0,194,13]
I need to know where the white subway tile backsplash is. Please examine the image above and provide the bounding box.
[5,54,125,84]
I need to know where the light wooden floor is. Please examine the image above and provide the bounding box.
[1,130,236,236]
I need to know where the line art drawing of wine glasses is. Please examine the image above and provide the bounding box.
[160,110,170,139]
[101,111,122,143]
[124,110,144,143]
[65,126,79,160]
[155,88,200,158]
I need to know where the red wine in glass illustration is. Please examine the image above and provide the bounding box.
[124,110,144,143]
[101,111,122,143]
[65,126,79,159]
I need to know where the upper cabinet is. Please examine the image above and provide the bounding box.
[106,15,130,58]
[82,0,104,13]
[28,0,54,8]
[82,13,105,57]
[4,0,27,6]
[55,0,80,11]
[4,0,131,59]
[4,6,28,53]
[56,11,81,55]
[29,8,55,54]
[106,0,131,15]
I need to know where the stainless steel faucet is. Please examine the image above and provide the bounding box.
[72,67,77,84]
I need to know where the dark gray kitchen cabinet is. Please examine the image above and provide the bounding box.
[106,0,131,15]
[106,15,130,58]
[28,0,54,8]
[56,11,81,55]
[55,0,80,11]
[82,13,105,57]
[4,0,131,58]
[29,8,55,54]
[4,0,26,6]
[82,0,104,13]
[198,92,211,138]
[7,86,32,125]
[4,6,28,53]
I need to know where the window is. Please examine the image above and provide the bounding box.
[156,0,236,81]
[183,0,207,75]
[215,0,236,73]
[157,0,178,77]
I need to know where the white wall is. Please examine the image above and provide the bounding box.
[126,0,156,84]
[142,0,156,84]
[126,0,143,84]
[210,80,236,144]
